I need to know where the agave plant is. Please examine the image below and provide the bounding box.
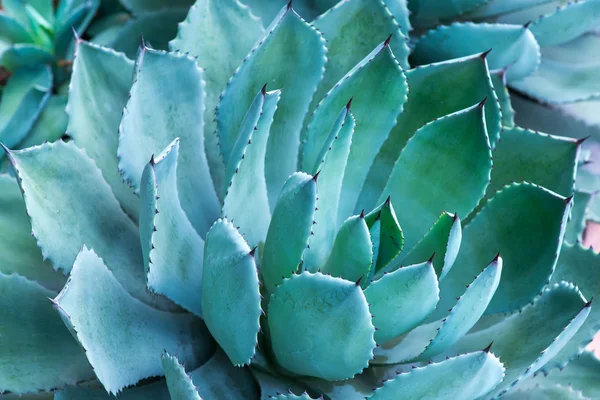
[1,0,600,399]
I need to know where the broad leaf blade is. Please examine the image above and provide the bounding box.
[162,353,202,400]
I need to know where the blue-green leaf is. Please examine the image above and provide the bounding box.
[55,382,170,400]
[438,183,571,315]
[490,69,515,128]
[202,219,261,366]
[412,22,540,81]
[262,172,317,290]
[268,272,375,380]
[1,44,52,71]
[218,4,326,208]
[0,273,92,394]
[16,95,68,149]
[140,139,205,318]
[0,66,51,149]
[53,248,214,395]
[364,197,404,272]
[120,0,195,13]
[162,352,202,400]
[408,0,489,26]
[365,260,439,344]
[502,385,591,400]
[0,12,34,45]
[118,46,219,237]
[67,40,139,218]
[302,39,408,223]
[565,191,594,243]
[379,103,491,253]
[369,350,504,400]
[169,0,265,197]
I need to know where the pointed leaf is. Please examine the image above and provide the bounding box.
[364,198,404,272]
[218,4,326,207]
[0,273,92,394]
[412,23,540,81]
[0,66,51,149]
[489,127,580,199]
[53,248,214,395]
[53,2,96,60]
[491,69,515,128]
[360,55,501,215]
[16,95,68,149]
[409,0,489,26]
[262,173,317,291]
[169,0,265,196]
[322,214,372,282]
[399,212,461,281]
[565,191,593,243]
[162,353,202,400]
[111,9,188,58]
[303,105,355,270]
[502,385,591,400]
[118,47,219,237]
[380,103,491,253]
[4,141,172,310]
[302,40,408,223]
[0,175,65,291]
[448,282,590,398]
[121,0,194,13]
[438,183,571,315]
[418,256,502,359]
[0,13,34,44]
[268,272,375,380]
[67,40,139,218]
[364,260,439,344]
[140,140,205,317]
[222,89,280,247]
[202,219,261,366]
[370,351,504,400]
[1,44,52,71]
[55,382,170,400]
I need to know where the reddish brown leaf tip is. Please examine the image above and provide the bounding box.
[249,246,258,258]
[480,48,492,59]
[355,276,363,286]
[492,252,501,263]
[360,209,365,219]
[577,135,591,145]
[384,34,393,47]
[478,97,488,108]
[564,194,574,205]
[312,170,320,182]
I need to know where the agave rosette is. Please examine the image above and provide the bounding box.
[0,1,599,399]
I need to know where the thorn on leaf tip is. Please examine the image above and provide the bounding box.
[384,34,393,47]
[346,97,354,110]
[261,83,267,95]
[483,341,494,353]
[480,48,492,59]
[249,247,257,258]
[428,252,436,263]
[360,209,365,219]
[478,97,488,108]
[312,170,320,182]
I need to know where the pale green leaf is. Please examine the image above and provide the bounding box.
[118,46,219,237]
[67,40,139,218]
[268,272,375,380]
[202,219,261,366]
[16,95,68,149]
[169,0,265,197]
[53,248,214,395]
[140,139,205,318]
[218,4,326,208]
[262,172,316,291]
[162,353,202,400]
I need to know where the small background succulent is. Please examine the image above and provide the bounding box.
[0,0,600,400]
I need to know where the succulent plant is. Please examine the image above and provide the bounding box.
[1,0,600,399]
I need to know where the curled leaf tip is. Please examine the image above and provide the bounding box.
[483,341,494,353]
[480,48,492,59]
[478,97,488,108]
[384,34,393,47]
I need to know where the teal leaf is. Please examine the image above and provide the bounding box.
[53,1,96,60]
[303,105,355,271]
[202,219,261,366]
[502,385,591,400]
[364,197,404,272]
[311,0,411,119]
[0,175,65,291]
[364,260,439,344]
[4,141,172,310]
[118,46,219,237]
[489,127,580,198]
[399,212,461,281]
[412,23,540,81]
[55,0,99,35]
[0,273,92,394]
[1,44,52,71]
[322,213,372,283]
[222,88,280,247]
[448,282,590,398]
[262,172,317,291]
[438,182,571,315]
[0,13,34,45]
[242,0,339,22]
[217,4,326,208]
[303,39,408,223]
[55,381,170,400]
[169,0,265,197]
[528,0,600,47]
[268,272,375,380]
[140,139,205,318]
[162,352,202,400]
[360,54,501,213]
[16,95,68,149]
[189,349,259,399]
[408,0,489,26]
[301,374,373,400]
[111,9,188,58]
[2,0,53,31]
[369,350,504,400]
[511,34,600,103]
[253,368,309,400]
[543,243,600,371]
[464,0,562,20]
[490,69,515,128]
[418,255,502,360]
[67,40,139,218]
[0,66,51,149]
[565,191,593,243]
[120,0,195,13]
[379,103,492,253]
[53,248,215,395]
